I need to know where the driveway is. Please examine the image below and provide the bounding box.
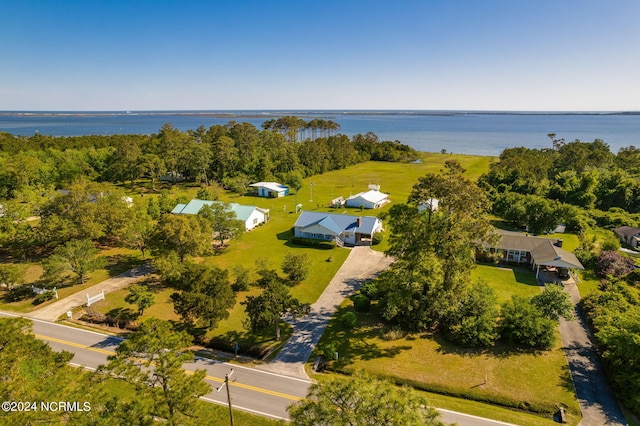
[257,246,394,379]
[556,281,627,425]
[26,264,153,322]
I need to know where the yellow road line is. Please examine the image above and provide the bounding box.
[35,333,303,401]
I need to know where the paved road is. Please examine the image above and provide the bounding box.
[257,246,395,379]
[1,311,533,425]
[26,264,153,322]
[559,283,628,426]
[1,312,309,421]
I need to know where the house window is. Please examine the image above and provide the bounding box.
[507,249,527,262]
[303,232,313,238]
[253,218,258,225]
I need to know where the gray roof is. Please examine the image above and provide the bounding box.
[488,229,584,269]
[294,211,380,235]
[613,226,640,239]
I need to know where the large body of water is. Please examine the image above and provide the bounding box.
[1,110,639,157]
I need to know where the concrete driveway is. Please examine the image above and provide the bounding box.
[258,246,394,379]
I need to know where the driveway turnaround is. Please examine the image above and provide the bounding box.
[27,264,153,322]
[258,246,394,379]
[559,282,627,426]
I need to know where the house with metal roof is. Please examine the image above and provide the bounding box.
[480,229,584,279]
[249,182,289,198]
[171,199,269,231]
[293,211,382,246]
[344,189,390,209]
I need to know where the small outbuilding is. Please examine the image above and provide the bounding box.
[345,189,390,209]
[249,182,289,198]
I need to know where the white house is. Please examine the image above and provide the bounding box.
[293,211,382,246]
[249,182,289,198]
[417,198,439,212]
[171,199,269,231]
[345,189,390,209]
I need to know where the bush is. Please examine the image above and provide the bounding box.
[33,290,56,305]
[359,281,379,300]
[371,232,383,246]
[4,285,34,302]
[352,294,371,312]
[291,237,336,249]
[381,326,407,341]
[340,312,357,329]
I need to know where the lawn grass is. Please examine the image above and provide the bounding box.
[471,264,541,303]
[311,261,581,424]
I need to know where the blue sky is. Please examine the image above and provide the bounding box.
[1,0,639,111]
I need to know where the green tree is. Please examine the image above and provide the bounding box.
[169,262,236,329]
[97,318,210,425]
[243,275,309,340]
[531,284,574,321]
[0,263,23,290]
[443,280,499,347]
[499,296,556,350]
[42,239,106,285]
[149,214,213,262]
[288,371,446,426]
[125,284,155,316]
[0,318,106,425]
[281,252,311,284]
[378,161,495,332]
[197,202,243,246]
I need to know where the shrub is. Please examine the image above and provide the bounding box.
[33,290,56,305]
[340,312,357,329]
[4,285,34,302]
[352,294,371,312]
[381,326,407,341]
[359,281,379,300]
[371,232,383,246]
[291,237,336,249]
[596,250,635,278]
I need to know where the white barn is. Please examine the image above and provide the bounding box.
[345,189,390,209]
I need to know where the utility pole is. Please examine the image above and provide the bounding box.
[216,368,235,426]
[309,181,315,202]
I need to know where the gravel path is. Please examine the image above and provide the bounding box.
[257,246,394,379]
[26,264,153,322]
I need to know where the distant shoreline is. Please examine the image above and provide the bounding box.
[1,110,639,119]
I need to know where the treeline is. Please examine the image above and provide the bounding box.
[479,139,640,232]
[0,118,419,201]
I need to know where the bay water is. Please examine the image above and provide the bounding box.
[1,110,639,157]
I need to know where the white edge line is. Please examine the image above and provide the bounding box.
[193,355,312,384]
[437,408,517,426]
[199,396,289,421]
[69,362,97,371]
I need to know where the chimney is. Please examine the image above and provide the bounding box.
[356,217,362,227]
[554,238,563,248]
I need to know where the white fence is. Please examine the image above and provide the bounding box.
[31,285,58,299]
[86,290,105,307]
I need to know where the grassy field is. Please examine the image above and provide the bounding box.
[311,263,581,424]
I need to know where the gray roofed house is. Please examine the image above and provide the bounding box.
[345,189,390,209]
[293,211,382,246]
[481,229,584,278]
[613,226,640,248]
[172,199,269,231]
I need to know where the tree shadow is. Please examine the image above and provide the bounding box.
[104,254,145,278]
